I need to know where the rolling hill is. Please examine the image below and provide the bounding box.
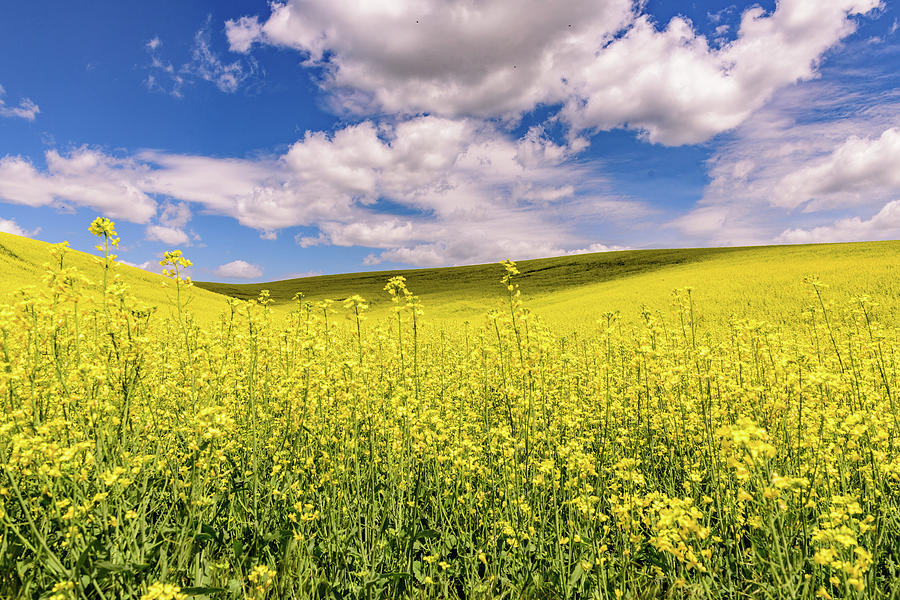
[196,240,900,326]
[0,231,231,322]
[3,229,898,327]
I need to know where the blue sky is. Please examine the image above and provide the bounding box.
[1,0,898,281]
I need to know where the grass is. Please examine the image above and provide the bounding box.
[2,223,900,599]
[194,246,746,307]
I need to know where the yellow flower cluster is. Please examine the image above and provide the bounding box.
[140,582,186,600]
[1,220,898,598]
[247,565,276,598]
[812,496,875,592]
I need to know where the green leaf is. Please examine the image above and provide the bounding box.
[182,586,226,596]
[378,572,411,581]
[95,561,128,573]
[567,563,584,590]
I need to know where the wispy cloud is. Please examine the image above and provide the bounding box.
[779,201,900,244]
[144,37,186,98]
[0,217,40,237]
[671,58,900,246]
[0,84,39,121]
[145,18,258,98]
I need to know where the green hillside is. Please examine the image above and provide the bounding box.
[195,246,745,306]
[195,240,900,325]
[4,229,898,328]
[0,231,231,322]
[534,240,900,329]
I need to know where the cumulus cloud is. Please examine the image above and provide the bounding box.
[142,115,612,266]
[215,259,263,279]
[226,0,879,145]
[0,217,40,237]
[0,84,39,121]
[562,0,882,144]
[145,200,194,246]
[0,115,648,266]
[228,0,633,119]
[146,224,190,246]
[0,149,157,223]
[137,152,297,231]
[670,74,900,246]
[0,151,197,247]
[225,16,263,53]
[775,127,900,210]
[275,116,631,265]
[779,200,900,243]
[158,200,191,228]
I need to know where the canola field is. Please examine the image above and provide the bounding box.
[1,220,900,599]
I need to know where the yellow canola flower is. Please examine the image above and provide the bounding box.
[141,583,186,600]
[3,222,900,598]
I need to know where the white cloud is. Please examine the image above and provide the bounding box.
[146,224,190,246]
[0,116,649,267]
[120,259,157,271]
[276,116,637,265]
[0,150,206,247]
[226,0,879,145]
[225,16,263,53]
[372,237,569,268]
[775,127,900,210]
[0,149,157,223]
[779,200,900,243]
[137,151,298,231]
[186,22,257,93]
[300,219,414,248]
[671,75,900,246]
[146,21,257,97]
[215,259,263,279]
[567,242,630,255]
[227,0,633,119]
[0,217,40,237]
[280,269,322,279]
[145,200,193,246]
[159,200,191,228]
[0,85,39,121]
[562,0,882,145]
[138,115,621,265]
